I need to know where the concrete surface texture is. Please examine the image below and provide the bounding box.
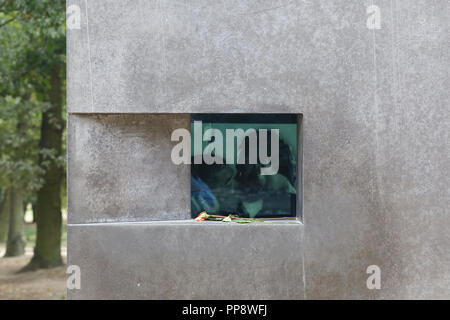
[68,221,304,299]
[67,0,450,299]
[68,114,191,224]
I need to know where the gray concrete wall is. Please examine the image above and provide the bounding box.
[68,221,305,299]
[67,0,450,299]
[68,114,190,223]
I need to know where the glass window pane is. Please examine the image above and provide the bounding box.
[191,114,297,218]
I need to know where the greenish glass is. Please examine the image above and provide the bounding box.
[191,114,297,218]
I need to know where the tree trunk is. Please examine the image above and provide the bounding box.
[26,64,64,269]
[0,189,11,243]
[4,187,26,257]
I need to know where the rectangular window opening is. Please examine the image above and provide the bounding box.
[190,113,303,220]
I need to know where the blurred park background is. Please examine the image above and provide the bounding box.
[0,0,67,299]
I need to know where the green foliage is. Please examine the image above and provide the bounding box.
[0,0,66,193]
[1,0,66,268]
[0,95,42,190]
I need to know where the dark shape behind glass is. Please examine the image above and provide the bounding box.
[191,114,297,218]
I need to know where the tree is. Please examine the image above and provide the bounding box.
[0,0,66,266]
[30,61,65,269]
[4,186,25,256]
[0,95,42,256]
[0,14,42,256]
[0,188,10,243]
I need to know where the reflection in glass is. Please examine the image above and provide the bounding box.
[191,114,297,218]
